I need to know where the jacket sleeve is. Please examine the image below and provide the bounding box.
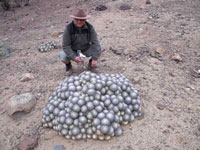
[62,27,76,60]
[89,27,101,60]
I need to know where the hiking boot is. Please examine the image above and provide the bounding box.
[88,59,99,73]
[66,62,73,76]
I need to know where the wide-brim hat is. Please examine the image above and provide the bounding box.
[70,8,91,20]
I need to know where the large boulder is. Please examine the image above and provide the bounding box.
[7,92,36,116]
[17,135,38,150]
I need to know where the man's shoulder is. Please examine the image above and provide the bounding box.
[85,21,95,32]
[66,21,73,28]
[86,21,93,28]
[65,22,74,34]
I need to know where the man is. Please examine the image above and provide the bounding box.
[59,8,102,75]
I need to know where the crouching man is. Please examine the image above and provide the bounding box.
[59,8,102,75]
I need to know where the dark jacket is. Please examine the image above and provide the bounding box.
[62,21,101,60]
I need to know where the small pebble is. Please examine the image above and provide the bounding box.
[95,4,107,11]
[146,0,151,4]
[198,125,200,132]
[54,145,66,150]
[156,103,166,110]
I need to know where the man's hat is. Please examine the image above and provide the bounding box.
[70,8,91,20]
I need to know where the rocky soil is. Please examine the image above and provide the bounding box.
[0,0,200,150]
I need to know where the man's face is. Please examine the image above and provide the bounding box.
[74,18,86,28]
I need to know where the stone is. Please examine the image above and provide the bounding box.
[152,145,161,150]
[44,130,57,140]
[190,66,200,78]
[54,145,66,150]
[155,48,165,55]
[17,135,38,150]
[171,53,182,62]
[197,106,200,111]
[20,73,34,82]
[119,4,132,10]
[146,0,151,4]
[198,124,200,132]
[0,109,6,115]
[149,11,159,19]
[167,107,174,112]
[7,92,36,116]
[95,4,107,11]
[169,72,175,77]
[132,76,140,84]
[109,47,122,56]
[0,40,12,59]
[156,103,166,110]
[51,32,63,38]
[162,129,170,135]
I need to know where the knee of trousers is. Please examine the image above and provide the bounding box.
[58,51,72,62]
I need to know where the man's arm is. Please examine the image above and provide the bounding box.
[62,27,76,60]
[89,27,101,60]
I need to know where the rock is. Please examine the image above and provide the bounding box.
[95,4,107,11]
[0,109,6,115]
[51,32,63,38]
[119,4,132,10]
[186,85,195,90]
[197,106,200,111]
[152,145,161,150]
[7,92,36,116]
[20,73,34,82]
[172,53,182,62]
[109,47,122,56]
[126,145,134,150]
[0,40,12,59]
[194,131,200,137]
[39,41,59,52]
[149,11,159,19]
[123,49,130,55]
[156,103,166,110]
[150,48,163,60]
[169,72,175,77]
[16,133,22,139]
[137,112,144,120]
[155,48,165,55]
[198,124,200,132]
[44,130,57,140]
[37,93,42,97]
[19,51,29,57]
[20,26,25,30]
[176,108,182,112]
[146,0,151,4]
[132,76,140,84]
[167,107,174,112]
[162,129,170,135]
[17,135,38,150]
[54,145,66,150]
[190,66,200,78]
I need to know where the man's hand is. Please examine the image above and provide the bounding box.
[74,56,83,63]
[91,60,97,68]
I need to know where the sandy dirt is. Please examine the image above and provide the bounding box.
[0,0,200,150]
